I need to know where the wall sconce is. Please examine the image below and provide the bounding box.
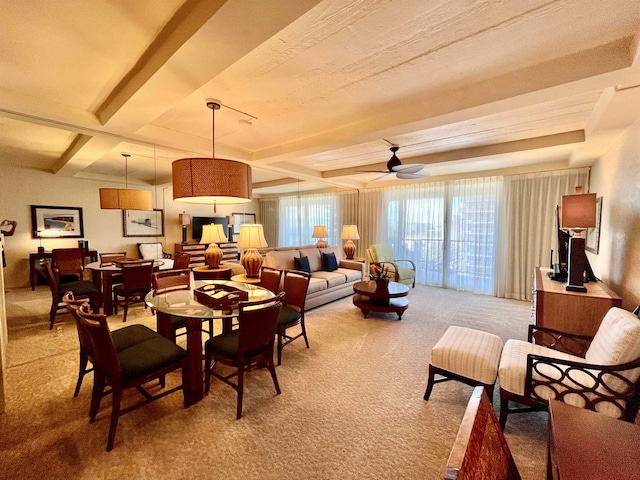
[179,212,191,244]
[312,225,328,248]
[200,223,228,269]
[237,224,268,277]
[341,225,360,259]
[561,186,596,292]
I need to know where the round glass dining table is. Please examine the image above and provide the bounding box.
[145,280,274,405]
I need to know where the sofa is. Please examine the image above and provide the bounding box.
[261,245,365,309]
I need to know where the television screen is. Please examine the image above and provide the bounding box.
[191,216,229,242]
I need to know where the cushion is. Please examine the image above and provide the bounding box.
[205,330,267,359]
[369,244,395,263]
[58,280,99,298]
[321,252,338,272]
[306,277,328,294]
[118,335,187,381]
[585,307,640,365]
[263,250,297,271]
[312,271,346,288]
[139,243,164,260]
[299,248,322,272]
[294,256,311,274]
[112,324,161,351]
[431,326,503,385]
[278,306,302,327]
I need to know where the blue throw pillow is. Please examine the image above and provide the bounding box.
[321,252,338,272]
[294,256,311,274]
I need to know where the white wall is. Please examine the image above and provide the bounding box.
[588,118,640,310]
[0,165,258,288]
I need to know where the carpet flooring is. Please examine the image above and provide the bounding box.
[0,285,547,479]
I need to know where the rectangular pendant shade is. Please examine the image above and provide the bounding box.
[99,188,153,211]
[172,158,252,204]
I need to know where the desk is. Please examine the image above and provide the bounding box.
[352,280,409,319]
[145,281,274,404]
[86,260,166,316]
[547,400,640,479]
[29,249,98,290]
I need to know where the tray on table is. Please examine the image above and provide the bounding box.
[194,283,249,309]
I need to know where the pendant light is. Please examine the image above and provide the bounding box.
[99,153,153,210]
[172,99,252,212]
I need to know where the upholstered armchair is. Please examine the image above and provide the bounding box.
[366,243,416,287]
[498,307,640,427]
[137,242,174,270]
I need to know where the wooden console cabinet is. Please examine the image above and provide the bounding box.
[533,267,622,336]
[175,242,238,268]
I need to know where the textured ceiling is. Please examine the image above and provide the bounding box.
[1,0,640,196]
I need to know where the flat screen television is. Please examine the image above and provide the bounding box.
[191,216,229,242]
[550,205,596,282]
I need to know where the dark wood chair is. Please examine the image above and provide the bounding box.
[151,269,197,341]
[444,386,521,480]
[172,252,191,270]
[76,304,190,451]
[52,247,85,283]
[38,259,100,330]
[63,292,159,398]
[277,270,312,365]
[113,260,154,322]
[259,266,282,294]
[204,293,284,419]
[99,252,127,267]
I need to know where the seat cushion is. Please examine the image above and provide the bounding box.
[278,306,302,327]
[112,324,161,351]
[307,276,328,294]
[312,271,345,288]
[118,335,187,381]
[58,280,99,298]
[205,330,268,359]
[430,326,503,385]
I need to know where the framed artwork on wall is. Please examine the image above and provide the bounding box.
[31,205,84,238]
[123,209,164,237]
[585,196,602,254]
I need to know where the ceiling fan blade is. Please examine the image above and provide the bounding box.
[356,169,390,173]
[396,172,430,180]
[392,163,425,174]
[371,172,393,181]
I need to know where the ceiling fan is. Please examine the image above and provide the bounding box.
[358,144,429,181]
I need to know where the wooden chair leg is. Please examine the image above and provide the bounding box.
[499,397,509,429]
[106,386,123,452]
[49,302,57,330]
[301,320,309,348]
[74,351,89,397]
[122,299,129,322]
[236,365,245,420]
[277,329,284,366]
[267,355,281,395]
[423,364,436,401]
[204,353,212,393]
[90,369,105,422]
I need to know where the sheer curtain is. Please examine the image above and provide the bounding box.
[496,168,590,300]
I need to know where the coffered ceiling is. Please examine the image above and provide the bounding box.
[1,0,640,196]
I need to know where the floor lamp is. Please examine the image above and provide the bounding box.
[561,188,596,292]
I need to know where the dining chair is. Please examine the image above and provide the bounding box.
[99,252,127,267]
[113,260,154,322]
[204,293,284,419]
[38,259,100,330]
[151,269,196,341]
[259,266,282,294]
[76,304,190,451]
[63,292,159,398]
[52,247,85,284]
[277,270,312,365]
[172,252,191,270]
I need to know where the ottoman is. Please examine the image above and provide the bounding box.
[424,326,504,403]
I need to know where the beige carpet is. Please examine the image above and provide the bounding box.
[0,285,547,479]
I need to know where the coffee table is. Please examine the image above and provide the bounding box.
[352,280,409,319]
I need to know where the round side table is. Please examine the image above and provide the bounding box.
[192,265,232,280]
[231,274,261,284]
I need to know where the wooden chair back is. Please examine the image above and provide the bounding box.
[173,252,191,270]
[63,291,93,354]
[152,269,191,295]
[99,252,127,266]
[445,387,520,480]
[237,293,284,360]
[282,270,311,312]
[77,304,121,382]
[38,259,60,299]
[120,260,154,293]
[52,248,84,281]
[259,266,282,294]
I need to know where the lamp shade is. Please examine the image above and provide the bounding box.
[312,225,328,238]
[200,223,228,245]
[172,158,252,205]
[237,224,268,249]
[341,225,360,240]
[99,188,153,211]
[561,193,596,229]
[179,212,191,226]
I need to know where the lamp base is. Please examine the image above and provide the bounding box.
[204,243,222,269]
[565,284,588,292]
[565,236,588,293]
[241,248,263,278]
[315,239,328,248]
[181,226,188,243]
[343,240,356,259]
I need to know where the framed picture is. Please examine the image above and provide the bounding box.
[586,196,602,254]
[123,209,164,237]
[31,205,84,238]
[232,213,256,234]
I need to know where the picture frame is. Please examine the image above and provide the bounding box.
[123,209,164,237]
[232,213,256,234]
[31,205,84,238]
[585,196,602,254]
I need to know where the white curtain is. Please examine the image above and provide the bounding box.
[496,168,590,300]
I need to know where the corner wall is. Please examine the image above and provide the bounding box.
[588,119,640,310]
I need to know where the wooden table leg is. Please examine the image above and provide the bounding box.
[185,317,204,405]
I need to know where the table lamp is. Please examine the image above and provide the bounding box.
[312,225,328,248]
[560,187,596,292]
[341,225,360,259]
[238,224,268,277]
[200,223,228,269]
[179,212,191,243]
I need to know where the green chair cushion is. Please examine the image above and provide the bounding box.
[118,336,187,381]
[112,324,161,352]
[57,280,99,299]
[278,306,301,327]
[205,330,269,360]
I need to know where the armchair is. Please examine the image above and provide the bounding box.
[137,242,174,270]
[498,307,640,428]
[366,244,416,287]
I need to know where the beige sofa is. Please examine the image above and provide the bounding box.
[262,246,365,309]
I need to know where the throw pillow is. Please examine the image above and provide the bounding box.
[321,252,338,272]
[294,256,312,274]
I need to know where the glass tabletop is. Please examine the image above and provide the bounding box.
[145,280,274,319]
